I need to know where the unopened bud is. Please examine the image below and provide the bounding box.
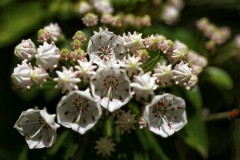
[38,29,50,43]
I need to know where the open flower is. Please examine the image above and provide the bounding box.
[12,60,33,89]
[14,39,36,61]
[57,89,102,134]
[54,67,81,93]
[131,72,158,100]
[35,42,60,71]
[87,28,126,66]
[91,66,131,112]
[44,23,61,42]
[143,93,187,137]
[14,107,59,149]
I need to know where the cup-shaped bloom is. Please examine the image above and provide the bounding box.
[57,89,102,134]
[91,66,131,112]
[14,107,59,149]
[54,67,81,93]
[14,39,36,61]
[131,72,158,100]
[87,28,126,66]
[35,42,60,71]
[143,93,187,137]
[12,60,33,89]
[44,23,61,42]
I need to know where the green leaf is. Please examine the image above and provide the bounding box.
[0,2,45,47]
[179,87,208,158]
[142,51,161,72]
[204,67,233,90]
[18,146,28,160]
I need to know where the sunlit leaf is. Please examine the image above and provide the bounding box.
[204,67,233,90]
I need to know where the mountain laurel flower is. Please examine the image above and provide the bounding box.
[143,93,187,137]
[120,32,145,53]
[54,67,81,93]
[115,110,137,133]
[37,29,51,43]
[183,74,198,90]
[44,23,61,42]
[153,63,173,86]
[95,137,115,157]
[30,67,49,84]
[162,5,180,25]
[158,39,174,54]
[75,60,97,82]
[91,66,131,112]
[167,40,188,64]
[82,13,99,27]
[187,50,208,68]
[35,42,60,71]
[144,35,166,51]
[12,60,33,89]
[14,39,36,61]
[172,61,192,85]
[72,31,87,43]
[91,0,113,13]
[87,28,126,66]
[77,1,92,14]
[135,49,150,62]
[140,14,151,27]
[131,72,158,100]
[123,55,143,76]
[57,89,102,134]
[14,107,60,149]
[100,12,114,24]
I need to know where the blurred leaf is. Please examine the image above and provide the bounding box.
[144,130,170,160]
[18,146,28,160]
[179,87,208,158]
[204,67,233,90]
[47,130,70,156]
[213,42,237,64]
[0,2,45,47]
[232,119,240,160]
[64,141,78,160]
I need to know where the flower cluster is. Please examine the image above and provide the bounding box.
[196,18,231,50]
[12,24,206,156]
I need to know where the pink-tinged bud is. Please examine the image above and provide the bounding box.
[71,39,82,50]
[37,29,51,43]
[44,23,61,42]
[162,5,180,25]
[14,39,36,61]
[72,31,86,43]
[159,39,174,54]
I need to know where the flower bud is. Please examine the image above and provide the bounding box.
[82,13,98,27]
[37,29,51,43]
[14,39,36,61]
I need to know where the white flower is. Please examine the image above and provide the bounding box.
[91,66,131,112]
[87,28,126,66]
[131,72,158,100]
[162,5,180,25]
[75,60,97,82]
[153,63,173,86]
[14,107,60,149]
[188,50,208,68]
[14,39,36,61]
[172,61,192,85]
[12,60,33,89]
[167,40,188,64]
[44,23,61,42]
[30,66,49,84]
[143,93,187,137]
[91,0,113,13]
[54,67,81,93]
[120,32,144,53]
[57,89,102,134]
[144,35,166,51]
[183,74,198,90]
[35,42,60,71]
[123,55,142,76]
[77,1,92,14]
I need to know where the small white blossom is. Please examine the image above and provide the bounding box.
[14,39,36,61]
[87,28,126,66]
[167,40,188,64]
[123,55,142,76]
[131,72,158,100]
[30,66,49,84]
[162,5,180,25]
[144,35,166,51]
[35,42,60,71]
[91,66,131,112]
[143,93,187,137]
[12,60,33,89]
[75,60,97,82]
[77,1,92,14]
[54,67,81,93]
[44,23,61,42]
[172,61,192,85]
[120,32,144,53]
[57,89,102,134]
[153,63,173,86]
[183,74,198,90]
[82,13,98,27]
[91,0,113,13]
[14,107,60,149]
